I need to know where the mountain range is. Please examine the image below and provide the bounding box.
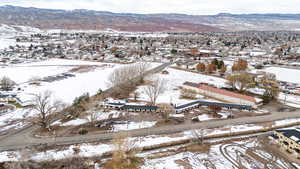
[1,5,300,32]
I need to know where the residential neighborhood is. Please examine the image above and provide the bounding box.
[0,3,300,169]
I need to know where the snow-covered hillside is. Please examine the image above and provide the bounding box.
[0,24,41,36]
[0,24,42,50]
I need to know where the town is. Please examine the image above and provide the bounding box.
[0,7,300,169]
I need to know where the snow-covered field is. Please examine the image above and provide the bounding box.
[0,37,17,50]
[263,67,300,84]
[0,63,70,84]
[1,59,123,104]
[2,59,162,104]
[251,66,300,108]
[0,24,42,50]
[137,67,227,105]
[0,59,116,83]
[278,93,300,108]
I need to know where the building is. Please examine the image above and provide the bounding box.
[102,102,160,113]
[103,102,125,109]
[183,82,260,107]
[174,100,252,113]
[272,128,300,158]
[121,105,159,112]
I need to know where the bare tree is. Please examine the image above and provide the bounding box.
[143,77,166,105]
[87,111,99,127]
[135,61,150,83]
[107,67,126,88]
[107,62,150,88]
[31,91,64,130]
[107,64,137,88]
[158,104,175,121]
[0,76,16,91]
[107,63,150,98]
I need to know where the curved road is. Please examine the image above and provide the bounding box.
[0,62,172,151]
[1,110,300,151]
[0,62,300,152]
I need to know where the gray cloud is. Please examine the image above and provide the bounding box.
[0,0,300,14]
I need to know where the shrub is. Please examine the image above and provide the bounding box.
[180,88,197,100]
[103,134,143,169]
[78,128,88,135]
[261,93,272,104]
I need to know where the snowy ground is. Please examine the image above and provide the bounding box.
[0,37,17,50]
[262,67,300,84]
[1,59,123,104]
[197,111,231,121]
[1,137,294,169]
[250,66,300,108]
[278,93,300,108]
[142,138,294,169]
[0,60,161,134]
[17,65,116,104]
[0,58,118,83]
[0,59,121,133]
[197,114,216,121]
[0,62,71,84]
[2,59,162,104]
[0,24,42,50]
[52,110,156,132]
[2,116,300,164]
[112,121,157,132]
[137,67,227,105]
[0,108,36,133]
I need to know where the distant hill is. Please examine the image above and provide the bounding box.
[1,5,300,32]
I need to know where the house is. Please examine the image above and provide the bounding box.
[199,52,209,57]
[272,128,300,158]
[183,82,260,107]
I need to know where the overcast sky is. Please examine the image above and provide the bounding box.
[0,0,299,15]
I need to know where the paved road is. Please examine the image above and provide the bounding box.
[1,110,300,151]
[0,62,172,151]
[1,62,300,152]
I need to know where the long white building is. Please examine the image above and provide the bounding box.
[183,82,261,107]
